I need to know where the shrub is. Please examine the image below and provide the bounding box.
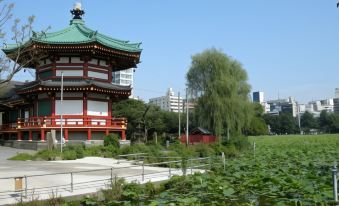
[35,150,60,161]
[62,150,77,160]
[64,145,85,159]
[104,134,120,148]
[193,143,214,157]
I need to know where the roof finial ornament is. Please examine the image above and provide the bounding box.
[70,2,85,20]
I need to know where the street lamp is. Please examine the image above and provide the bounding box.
[60,71,64,153]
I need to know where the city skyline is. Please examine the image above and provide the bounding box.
[6,0,339,104]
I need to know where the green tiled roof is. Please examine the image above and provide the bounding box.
[3,19,142,53]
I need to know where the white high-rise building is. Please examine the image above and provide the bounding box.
[149,88,183,113]
[334,89,339,114]
[112,68,134,87]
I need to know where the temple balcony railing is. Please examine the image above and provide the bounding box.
[1,116,127,131]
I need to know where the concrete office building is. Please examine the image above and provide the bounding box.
[149,88,183,113]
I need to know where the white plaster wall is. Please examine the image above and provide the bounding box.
[88,100,108,116]
[88,71,108,80]
[56,70,83,77]
[91,119,106,126]
[71,57,83,63]
[88,58,98,65]
[55,100,83,115]
[56,57,69,63]
[55,119,83,125]
[99,60,107,66]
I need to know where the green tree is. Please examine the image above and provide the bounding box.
[246,103,268,136]
[112,99,181,142]
[186,48,252,141]
[300,111,318,134]
[278,113,298,134]
[263,113,298,135]
[0,1,38,85]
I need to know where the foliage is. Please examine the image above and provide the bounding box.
[80,135,337,205]
[112,99,186,142]
[300,111,318,134]
[245,103,269,136]
[104,133,120,148]
[264,113,299,134]
[186,48,253,141]
[318,110,339,134]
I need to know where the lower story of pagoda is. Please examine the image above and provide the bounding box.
[0,116,127,143]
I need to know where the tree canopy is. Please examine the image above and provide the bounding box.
[186,48,253,141]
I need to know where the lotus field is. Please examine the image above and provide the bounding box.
[150,135,339,205]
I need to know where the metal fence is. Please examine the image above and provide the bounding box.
[0,156,220,204]
[333,164,338,202]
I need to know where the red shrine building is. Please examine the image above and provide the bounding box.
[0,5,141,147]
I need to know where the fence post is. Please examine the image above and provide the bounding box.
[70,172,74,192]
[142,161,145,182]
[333,164,338,202]
[110,167,113,185]
[169,162,172,178]
[190,159,193,174]
[24,175,27,197]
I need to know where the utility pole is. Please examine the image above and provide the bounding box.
[60,72,64,153]
[178,92,181,138]
[186,88,189,146]
[297,103,301,134]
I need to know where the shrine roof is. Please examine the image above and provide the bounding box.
[0,81,24,100]
[16,79,131,93]
[3,19,142,54]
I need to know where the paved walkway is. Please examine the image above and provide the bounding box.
[0,147,203,205]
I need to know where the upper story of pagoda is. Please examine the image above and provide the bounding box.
[2,3,142,84]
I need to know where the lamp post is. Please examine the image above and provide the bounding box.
[60,72,64,153]
[178,92,181,138]
[186,88,189,146]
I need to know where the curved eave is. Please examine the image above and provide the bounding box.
[31,38,142,53]
[16,82,132,97]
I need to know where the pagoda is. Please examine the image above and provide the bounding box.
[0,3,141,146]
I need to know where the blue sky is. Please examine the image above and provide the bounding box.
[7,0,339,103]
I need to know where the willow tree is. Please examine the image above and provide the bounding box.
[186,48,252,141]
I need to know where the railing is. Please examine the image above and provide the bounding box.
[1,116,127,130]
[333,164,338,202]
[0,123,18,131]
[0,157,216,205]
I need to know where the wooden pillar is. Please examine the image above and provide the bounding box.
[64,129,69,142]
[52,58,56,77]
[40,129,45,141]
[121,130,126,141]
[29,131,33,141]
[34,96,38,116]
[105,129,109,136]
[83,57,88,78]
[17,131,22,141]
[83,93,87,126]
[107,99,112,126]
[51,94,55,126]
[87,129,91,141]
